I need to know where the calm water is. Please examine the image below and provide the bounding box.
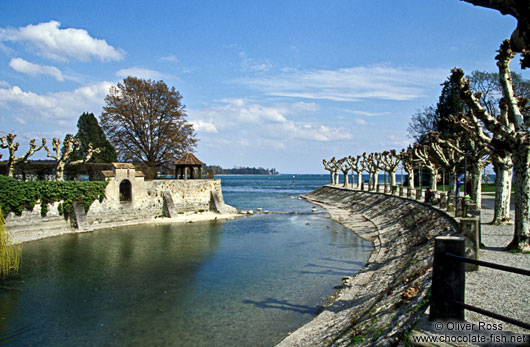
[0,175,372,346]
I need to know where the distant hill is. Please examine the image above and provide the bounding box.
[205,165,278,175]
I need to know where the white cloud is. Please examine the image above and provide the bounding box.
[116,67,167,80]
[0,20,125,62]
[159,55,179,63]
[345,110,391,117]
[189,99,350,143]
[355,118,368,126]
[0,80,10,88]
[238,64,447,102]
[192,120,218,133]
[9,57,64,81]
[0,81,113,120]
[239,51,272,72]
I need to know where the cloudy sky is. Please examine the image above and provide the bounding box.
[0,1,528,173]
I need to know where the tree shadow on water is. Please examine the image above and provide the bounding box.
[242,297,316,315]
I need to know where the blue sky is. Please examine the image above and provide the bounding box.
[0,1,528,173]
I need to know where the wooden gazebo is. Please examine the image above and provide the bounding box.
[174,153,205,179]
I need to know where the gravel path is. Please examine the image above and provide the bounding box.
[412,195,530,346]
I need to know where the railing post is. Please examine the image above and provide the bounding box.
[440,192,447,209]
[430,236,465,321]
[459,217,480,271]
[467,208,483,248]
[407,188,412,198]
[399,186,404,197]
[416,188,422,200]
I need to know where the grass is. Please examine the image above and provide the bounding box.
[0,207,21,279]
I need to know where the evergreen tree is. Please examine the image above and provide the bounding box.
[71,112,117,163]
[435,77,468,139]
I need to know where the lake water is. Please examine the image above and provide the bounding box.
[0,175,372,346]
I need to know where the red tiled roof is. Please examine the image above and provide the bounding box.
[174,153,205,165]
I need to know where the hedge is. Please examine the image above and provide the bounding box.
[0,175,108,218]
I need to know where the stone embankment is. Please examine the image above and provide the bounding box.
[278,186,457,346]
[6,179,241,244]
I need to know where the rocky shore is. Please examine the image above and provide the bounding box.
[278,186,458,346]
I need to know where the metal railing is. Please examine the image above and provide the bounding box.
[430,236,530,330]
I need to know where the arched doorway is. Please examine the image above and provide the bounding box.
[119,179,132,202]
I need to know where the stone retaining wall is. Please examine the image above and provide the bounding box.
[278,186,458,346]
[6,179,234,241]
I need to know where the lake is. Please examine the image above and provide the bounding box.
[0,175,372,346]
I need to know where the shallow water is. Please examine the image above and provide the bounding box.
[0,175,372,346]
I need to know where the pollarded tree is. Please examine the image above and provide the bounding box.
[323,158,337,185]
[398,146,415,190]
[451,40,530,250]
[426,132,465,198]
[0,134,46,178]
[346,154,365,189]
[101,77,197,179]
[337,157,352,187]
[451,111,513,224]
[363,152,381,190]
[70,112,117,163]
[45,136,100,181]
[414,144,440,191]
[380,150,401,186]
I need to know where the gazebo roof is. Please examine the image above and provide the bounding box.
[174,153,205,166]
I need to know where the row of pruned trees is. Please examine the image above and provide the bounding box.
[322,34,530,251]
[0,133,99,181]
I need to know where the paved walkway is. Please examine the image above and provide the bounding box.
[410,195,530,346]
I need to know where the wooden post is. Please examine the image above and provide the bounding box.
[430,236,465,321]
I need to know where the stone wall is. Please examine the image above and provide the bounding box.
[6,179,235,240]
[278,186,458,346]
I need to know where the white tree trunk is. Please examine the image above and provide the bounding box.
[373,171,379,187]
[343,171,349,187]
[389,170,397,186]
[355,171,362,188]
[429,168,438,191]
[493,157,513,225]
[509,145,530,251]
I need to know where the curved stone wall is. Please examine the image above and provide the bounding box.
[278,186,458,346]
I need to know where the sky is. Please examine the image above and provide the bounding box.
[0,1,528,174]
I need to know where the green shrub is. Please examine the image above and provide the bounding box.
[0,175,107,218]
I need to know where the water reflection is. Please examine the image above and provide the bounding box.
[0,214,372,346]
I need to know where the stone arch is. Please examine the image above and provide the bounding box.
[119,179,132,202]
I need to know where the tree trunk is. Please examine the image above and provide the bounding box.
[492,156,513,225]
[343,171,349,187]
[7,161,15,178]
[56,162,66,181]
[508,144,530,251]
[448,171,456,198]
[407,169,415,189]
[355,170,362,188]
[389,170,397,186]
[469,162,484,208]
[429,168,438,191]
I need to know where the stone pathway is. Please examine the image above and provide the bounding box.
[410,195,530,346]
